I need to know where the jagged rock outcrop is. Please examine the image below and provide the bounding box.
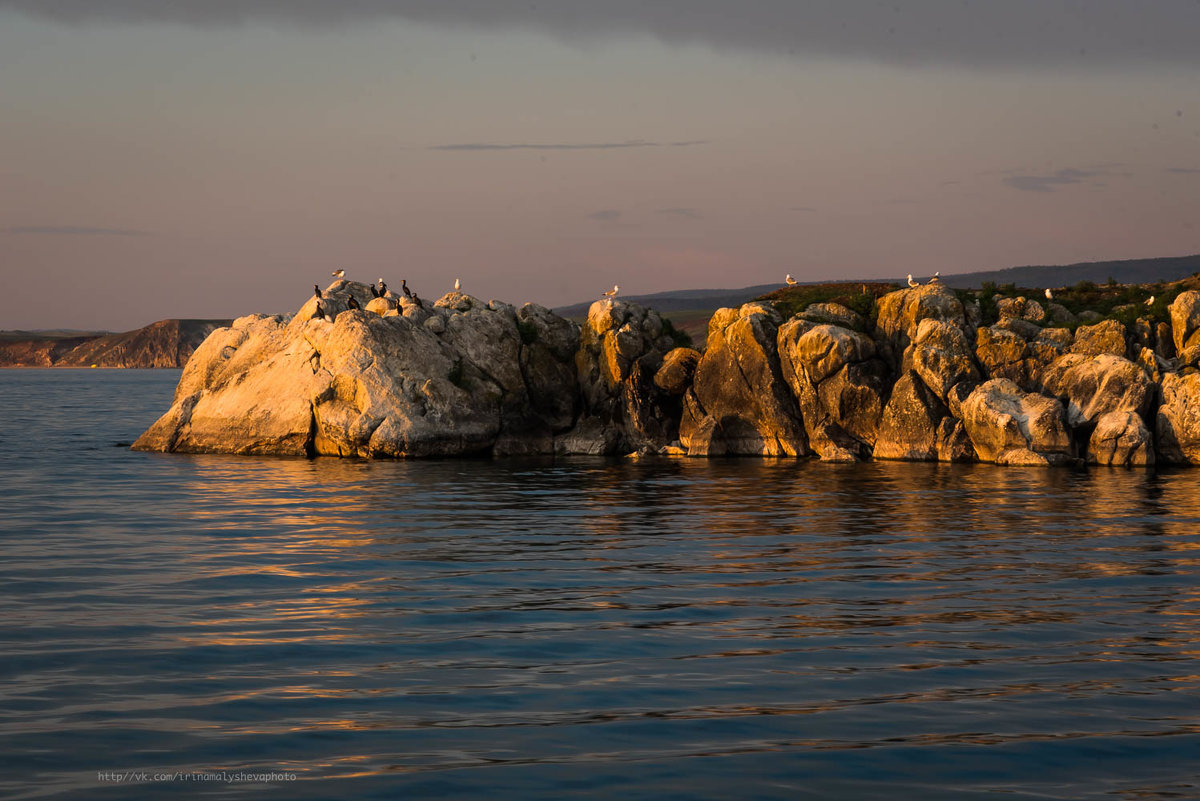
[559,299,676,454]
[135,283,584,457]
[681,303,807,456]
[960,379,1072,465]
[132,278,1200,468]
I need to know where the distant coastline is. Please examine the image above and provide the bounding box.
[0,319,229,369]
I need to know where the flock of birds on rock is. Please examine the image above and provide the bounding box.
[311,270,447,322]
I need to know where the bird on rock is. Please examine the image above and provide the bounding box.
[347,295,361,310]
[378,278,388,295]
[602,284,620,299]
[370,284,381,298]
[313,284,322,299]
[907,274,920,288]
[785,274,797,286]
[313,303,325,321]
[401,279,413,299]
[332,268,345,279]
[1146,295,1156,306]
[454,278,461,291]
[1045,288,1054,301]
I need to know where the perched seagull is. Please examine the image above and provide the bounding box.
[401,279,413,299]
[907,274,920,288]
[332,268,345,279]
[1045,288,1054,301]
[785,274,798,286]
[929,271,941,283]
[347,295,361,310]
[602,284,620,299]
[313,284,322,299]
[1146,295,1156,306]
[454,277,461,291]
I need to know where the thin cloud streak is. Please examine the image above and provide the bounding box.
[3,1,1200,69]
[3,225,149,237]
[657,208,703,220]
[429,140,707,151]
[1003,168,1122,193]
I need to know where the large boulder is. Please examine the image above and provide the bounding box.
[901,318,979,405]
[872,370,946,461]
[874,283,968,369]
[1156,372,1200,465]
[778,320,887,461]
[681,303,807,456]
[1070,319,1128,357]
[960,378,1072,465]
[133,283,590,458]
[797,302,865,330]
[997,296,1046,324]
[1169,291,1200,354]
[653,347,701,395]
[975,325,1039,390]
[1039,353,1154,430]
[1089,411,1154,466]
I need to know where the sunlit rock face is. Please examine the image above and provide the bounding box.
[680,303,808,457]
[1157,372,1200,465]
[135,282,582,457]
[959,379,1072,466]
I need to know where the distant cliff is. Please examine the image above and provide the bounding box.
[0,320,230,368]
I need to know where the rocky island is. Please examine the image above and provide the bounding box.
[133,277,1200,466]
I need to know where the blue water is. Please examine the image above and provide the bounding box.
[1,369,1198,800]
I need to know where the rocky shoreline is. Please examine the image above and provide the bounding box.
[133,278,1200,466]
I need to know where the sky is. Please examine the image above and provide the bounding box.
[1,1,1199,331]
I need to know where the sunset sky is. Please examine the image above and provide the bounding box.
[2,1,1198,331]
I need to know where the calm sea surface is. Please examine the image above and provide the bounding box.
[1,369,1198,800]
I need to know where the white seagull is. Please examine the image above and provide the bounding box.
[929,271,941,283]
[1045,288,1053,301]
[454,277,461,291]
[1146,295,1156,306]
[907,274,920,288]
[785,274,798,286]
[602,284,620,299]
[332,268,345,278]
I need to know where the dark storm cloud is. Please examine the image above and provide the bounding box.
[429,140,706,151]
[4,1,1200,69]
[3,225,148,236]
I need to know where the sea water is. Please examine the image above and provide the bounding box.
[1,369,1198,800]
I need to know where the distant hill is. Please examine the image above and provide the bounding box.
[555,254,1200,328]
[0,319,230,368]
[931,254,1200,290]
